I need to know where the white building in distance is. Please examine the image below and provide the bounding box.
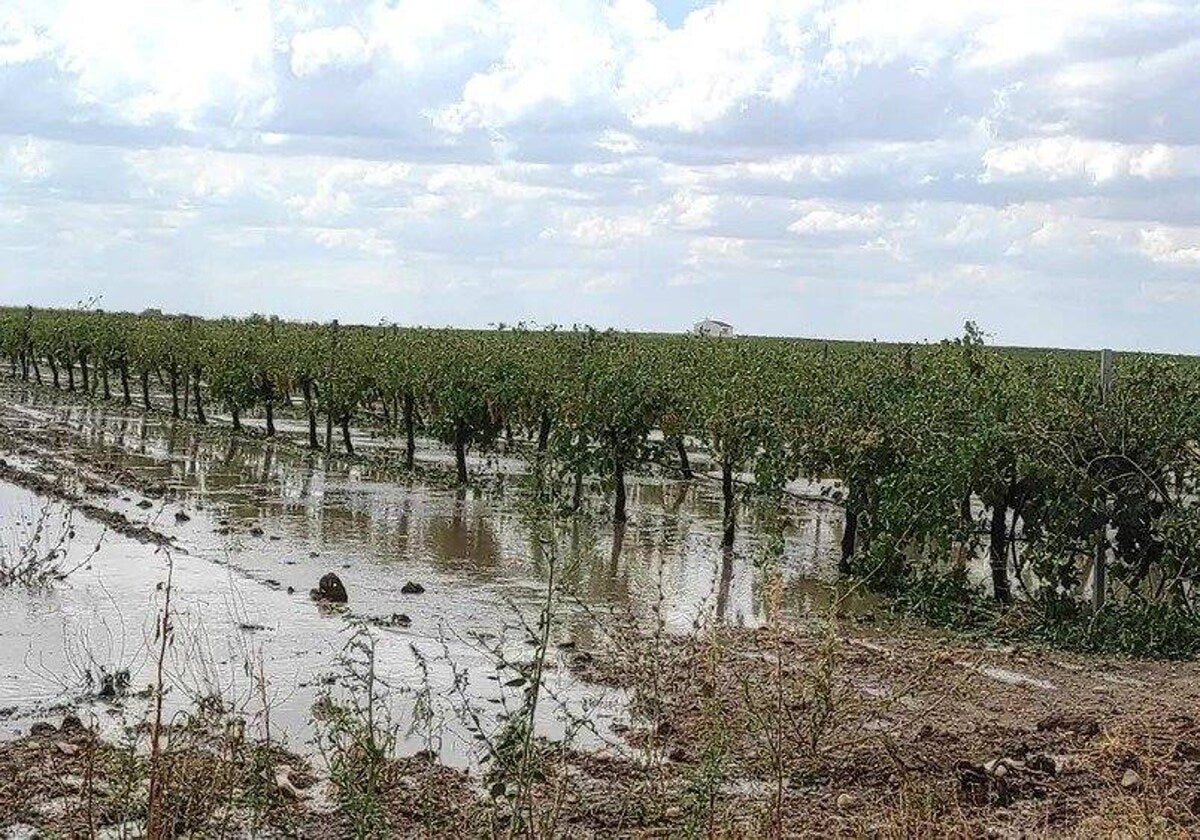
[692,318,734,337]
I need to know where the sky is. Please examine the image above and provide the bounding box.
[2,1,1200,351]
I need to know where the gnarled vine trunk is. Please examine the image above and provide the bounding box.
[403,392,416,469]
[676,438,693,480]
[989,504,1012,605]
[454,419,469,485]
[721,457,736,548]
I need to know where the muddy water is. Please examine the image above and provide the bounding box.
[0,383,853,765]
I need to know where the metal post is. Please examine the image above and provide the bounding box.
[1093,348,1114,611]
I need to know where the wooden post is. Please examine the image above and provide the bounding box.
[1093,348,1114,611]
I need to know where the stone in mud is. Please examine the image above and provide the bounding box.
[310,572,348,603]
[401,581,425,595]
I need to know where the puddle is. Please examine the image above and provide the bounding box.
[0,381,865,767]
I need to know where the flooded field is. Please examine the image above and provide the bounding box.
[4,381,1200,837]
[0,381,852,764]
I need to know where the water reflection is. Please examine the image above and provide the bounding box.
[3,383,856,634]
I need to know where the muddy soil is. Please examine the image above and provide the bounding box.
[564,623,1200,837]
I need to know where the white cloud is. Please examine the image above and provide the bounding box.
[1139,227,1200,266]
[0,10,53,65]
[43,0,276,129]
[568,214,654,246]
[312,227,396,257]
[5,137,50,180]
[981,138,1185,184]
[789,205,880,234]
[290,26,370,78]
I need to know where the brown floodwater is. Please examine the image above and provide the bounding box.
[0,381,858,765]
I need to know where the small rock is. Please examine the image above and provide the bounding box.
[249,526,264,537]
[136,499,153,509]
[310,572,348,603]
[1121,769,1141,789]
[174,511,191,523]
[390,613,411,627]
[55,741,80,756]
[401,581,425,595]
[836,792,858,810]
[286,586,295,594]
[30,722,55,738]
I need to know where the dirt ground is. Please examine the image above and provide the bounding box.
[4,618,1199,838]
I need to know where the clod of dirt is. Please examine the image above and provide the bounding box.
[310,572,348,603]
[29,722,55,738]
[249,526,264,536]
[136,499,153,509]
[174,511,191,523]
[401,581,425,595]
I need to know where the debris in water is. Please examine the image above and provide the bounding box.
[310,572,348,603]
